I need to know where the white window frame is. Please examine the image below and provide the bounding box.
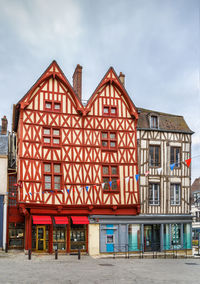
[170,184,181,205]
[149,183,160,205]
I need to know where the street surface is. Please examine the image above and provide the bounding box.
[0,251,200,283]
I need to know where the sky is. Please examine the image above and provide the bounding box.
[0,0,199,181]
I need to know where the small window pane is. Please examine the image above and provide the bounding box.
[54,103,61,110]
[111,178,118,190]
[44,164,51,172]
[103,107,109,114]
[53,129,60,136]
[54,176,61,190]
[110,133,116,139]
[107,235,114,243]
[103,166,109,175]
[53,138,60,144]
[45,176,51,189]
[103,177,109,189]
[43,129,50,135]
[102,132,108,139]
[45,102,52,109]
[102,141,108,147]
[110,141,116,147]
[54,164,61,173]
[44,137,50,144]
[111,108,116,114]
[111,166,117,175]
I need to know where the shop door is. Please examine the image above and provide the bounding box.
[144,225,160,252]
[36,226,46,251]
[144,225,152,252]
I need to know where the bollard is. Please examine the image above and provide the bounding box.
[28,249,31,260]
[78,248,81,260]
[55,249,58,260]
[5,243,8,253]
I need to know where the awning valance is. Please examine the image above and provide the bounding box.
[71,216,89,224]
[32,216,52,224]
[54,216,68,224]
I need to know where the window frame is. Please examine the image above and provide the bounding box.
[149,145,161,167]
[43,162,62,192]
[170,183,181,206]
[102,165,119,192]
[150,115,158,129]
[44,99,62,112]
[149,183,160,206]
[103,105,118,117]
[170,147,181,168]
[101,131,117,151]
[43,127,61,146]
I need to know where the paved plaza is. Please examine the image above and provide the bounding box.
[0,252,200,283]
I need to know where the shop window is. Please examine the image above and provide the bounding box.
[171,224,181,248]
[128,224,140,251]
[8,223,24,249]
[149,183,160,205]
[149,145,160,167]
[101,131,117,150]
[43,163,62,191]
[170,147,181,167]
[53,226,66,251]
[70,223,86,251]
[43,128,61,146]
[170,184,181,205]
[150,115,158,129]
[102,165,119,191]
[103,106,117,116]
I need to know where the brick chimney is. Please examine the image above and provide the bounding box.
[1,115,8,135]
[73,64,82,101]
[119,72,125,86]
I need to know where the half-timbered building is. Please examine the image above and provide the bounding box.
[9,61,140,254]
[137,108,193,253]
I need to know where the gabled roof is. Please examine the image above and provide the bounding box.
[13,60,84,131]
[192,178,200,194]
[137,107,193,134]
[85,67,138,119]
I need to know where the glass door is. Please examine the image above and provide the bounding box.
[36,226,46,251]
[70,224,86,251]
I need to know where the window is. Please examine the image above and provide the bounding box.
[102,165,119,191]
[103,106,117,116]
[8,175,17,207]
[44,163,62,191]
[171,224,181,247]
[106,235,114,244]
[45,100,62,112]
[149,183,160,205]
[9,223,24,249]
[150,116,158,129]
[170,184,181,205]
[101,131,117,150]
[149,145,160,167]
[43,128,61,146]
[170,147,181,167]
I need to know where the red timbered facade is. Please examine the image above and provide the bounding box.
[10,61,140,253]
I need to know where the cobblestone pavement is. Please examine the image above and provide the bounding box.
[0,251,200,284]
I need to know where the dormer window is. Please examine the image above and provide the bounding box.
[150,115,158,129]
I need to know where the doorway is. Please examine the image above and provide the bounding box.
[36,226,46,251]
[144,224,160,252]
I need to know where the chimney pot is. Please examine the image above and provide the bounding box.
[73,64,82,101]
[1,115,8,135]
[119,72,125,86]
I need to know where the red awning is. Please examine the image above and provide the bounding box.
[71,216,89,224]
[54,216,69,225]
[32,216,52,224]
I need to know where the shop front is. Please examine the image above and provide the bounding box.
[89,214,192,255]
[30,215,89,253]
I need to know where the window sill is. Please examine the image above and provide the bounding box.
[102,148,118,152]
[103,190,120,194]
